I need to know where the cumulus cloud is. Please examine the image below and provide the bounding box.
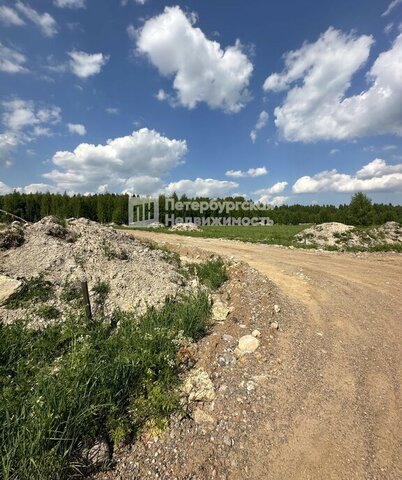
[259,195,289,206]
[0,6,25,26]
[54,0,86,8]
[0,43,28,73]
[254,181,289,206]
[123,175,163,195]
[0,132,19,167]
[2,99,61,131]
[137,6,253,112]
[226,166,268,178]
[264,29,402,142]
[15,2,58,37]
[382,0,402,16]
[43,128,187,191]
[68,51,109,78]
[292,159,402,193]
[67,123,86,136]
[255,181,288,196]
[0,181,13,194]
[163,178,238,197]
[250,110,269,143]
[1,99,61,166]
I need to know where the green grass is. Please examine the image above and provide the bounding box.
[122,224,310,246]
[0,291,211,480]
[5,276,54,310]
[187,257,229,290]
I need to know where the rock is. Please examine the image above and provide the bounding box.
[246,380,257,392]
[182,368,215,403]
[270,321,279,330]
[212,300,230,321]
[82,439,110,469]
[252,329,261,338]
[218,352,236,367]
[273,304,281,313]
[0,275,22,306]
[193,409,215,425]
[11,220,22,228]
[223,436,234,447]
[238,335,260,353]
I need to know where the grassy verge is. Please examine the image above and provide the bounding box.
[121,224,309,246]
[0,257,229,479]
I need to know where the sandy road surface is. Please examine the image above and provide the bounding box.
[126,230,402,480]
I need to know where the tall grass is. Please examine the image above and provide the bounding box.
[0,292,211,479]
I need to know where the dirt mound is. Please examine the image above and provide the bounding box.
[294,222,355,247]
[170,222,201,232]
[295,221,402,250]
[0,217,188,326]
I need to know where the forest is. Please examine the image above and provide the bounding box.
[0,191,401,226]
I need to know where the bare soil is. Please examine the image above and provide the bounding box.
[103,230,402,480]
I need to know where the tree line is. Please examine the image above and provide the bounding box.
[0,191,401,226]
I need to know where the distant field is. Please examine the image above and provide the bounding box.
[122,224,311,246]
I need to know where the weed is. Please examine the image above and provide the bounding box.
[6,276,53,310]
[92,280,110,307]
[101,239,129,260]
[60,280,82,303]
[36,304,61,320]
[188,257,228,290]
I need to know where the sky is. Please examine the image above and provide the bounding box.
[0,0,402,206]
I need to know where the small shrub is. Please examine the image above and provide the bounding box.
[6,275,53,309]
[92,280,110,307]
[36,304,61,320]
[190,258,229,290]
[60,281,82,303]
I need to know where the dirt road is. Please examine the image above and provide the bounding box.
[126,231,402,479]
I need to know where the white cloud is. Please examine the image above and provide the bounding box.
[330,149,340,155]
[264,29,402,142]
[106,107,119,115]
[126,24,137,41]
[15,1,58,37]
[384,22,394,35]
[0,181,13,194]
[255,181,288,196]
[2,99,61,132]
[226,166,268,178]
[0,43,28,73]
[382,0,402,16]
[18,183,58,194]
[0,6,25,26]
[163,178,238,197]
[68,51,109,78]
[137,6,253,112]
[43,128,187,191]
[67,123,86,136]
[0,132,19,167]
[250,110,269,143]
[123,175,163,195]
[292,159,402,193]
[258,195,289,206]
[54,0,86,8]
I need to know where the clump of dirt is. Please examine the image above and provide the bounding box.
[295,221,402,250]
[0,217,189,326]
[170,222,201,232]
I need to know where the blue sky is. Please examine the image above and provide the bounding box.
[0,0,402,205]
